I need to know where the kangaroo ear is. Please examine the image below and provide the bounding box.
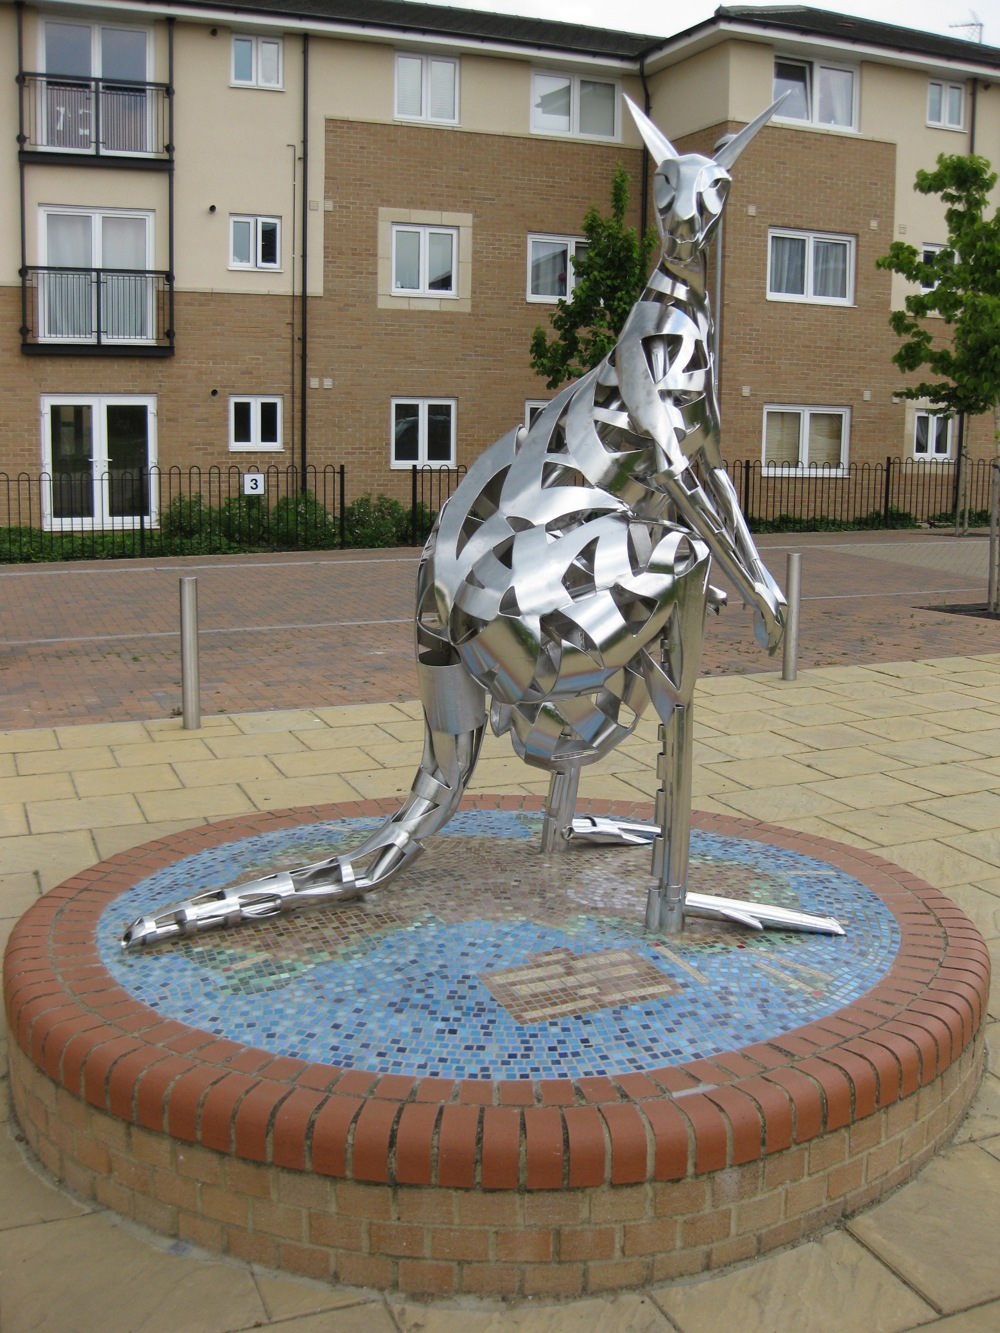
[714,92,789,170]
[624,95,678,164]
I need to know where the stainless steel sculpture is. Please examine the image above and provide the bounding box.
[123,96,843,949]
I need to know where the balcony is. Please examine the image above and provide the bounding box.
[21,268,174,356]
[18,73,170,165]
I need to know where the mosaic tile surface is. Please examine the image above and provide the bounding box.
[98,812,901,1080]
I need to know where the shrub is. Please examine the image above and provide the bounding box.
[269,491,340,548]
[344,493,412,547]
[161,492,215,539]
[221,493,269,547]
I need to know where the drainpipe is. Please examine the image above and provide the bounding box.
[167,17,175,350]
[299,33,309,488]
[16,3,27,347]
[638,56,650,243]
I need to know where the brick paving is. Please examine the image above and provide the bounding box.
[0,529,996,730]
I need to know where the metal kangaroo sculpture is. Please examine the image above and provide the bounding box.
[123,96,843,949]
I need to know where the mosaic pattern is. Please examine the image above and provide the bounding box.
[98,812,901,1080]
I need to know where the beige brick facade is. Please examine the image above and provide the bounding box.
[3,0,999,522]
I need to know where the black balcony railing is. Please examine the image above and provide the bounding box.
[18,72,170,159]
[21,267,173,354]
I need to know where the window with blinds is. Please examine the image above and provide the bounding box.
[763,407,848,470]
[395,54,458,124]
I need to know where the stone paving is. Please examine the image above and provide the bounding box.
[1,531,999,1330]
[1,530,996,730]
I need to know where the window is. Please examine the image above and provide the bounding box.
[763,407,849,471]
[525,401,549,428]
[39,207,153,343]
[394,54,457,123]
[914,411,954,460]
[527,235,589,301]
[230,396,282,451]
[774,58,856,129]
[928,81,964,130]
[531,71,617,138]
[391,399,456,467]
[230,216,281,270]
[40,19,152,154]
[41,395,157,530]
[768,229,854,305]
[920,243,946,293]
[391,225,457,297]
[231,35,282,89]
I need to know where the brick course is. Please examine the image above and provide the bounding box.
[3,796,990,1297]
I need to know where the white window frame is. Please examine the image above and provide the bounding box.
[231,34,283,90]
[525,400,549,428]
[229,215,281,271]
[394,53,458,124]
[530,70,619,140]
[928,80,964,130]
[762,405,850,474]
[773,56,858,131]
[526,234,589,303]
[229,395,283,452]
[40,394,158,531]
[913,410,954,461]
[391,398,457,469]
[390,224,458,299]
[920,243,946,293]
[767,228,855,306]
[38,205,154,344]
[38,18,154,156]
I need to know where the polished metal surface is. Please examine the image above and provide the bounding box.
[123,94,843,949]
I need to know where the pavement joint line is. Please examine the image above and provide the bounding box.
[0,554,422,579]
[6,618,413,647]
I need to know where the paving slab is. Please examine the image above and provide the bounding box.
[848,1146,1000,1314]
[652,1230,935,1333]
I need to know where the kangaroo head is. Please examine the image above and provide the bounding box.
[625,95,787,263]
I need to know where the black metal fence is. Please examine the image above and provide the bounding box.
[0,464,471,563]
[0,457,992,564]
[726,456,992,530]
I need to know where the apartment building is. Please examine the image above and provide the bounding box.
[2,0,999,533]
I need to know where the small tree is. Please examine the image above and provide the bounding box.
[530,165,656,389]
[876,153,1000,452]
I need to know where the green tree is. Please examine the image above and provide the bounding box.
[876,153,1000,453]
[530,165,656,389]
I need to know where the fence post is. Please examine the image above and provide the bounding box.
[882,456,892,527]
[179,576,201,730]
[781,552,801,682]
[989,460,1000,615]
[338,464,346,549]
[742,459,751,519]
[411,465,418,546]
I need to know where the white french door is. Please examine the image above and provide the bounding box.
[41,209,152,343]
[41,396,158,531]
[42,20,151,154]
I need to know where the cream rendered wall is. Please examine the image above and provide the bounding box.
[172,22,302,294]
[25,169,169,269]
[0,5,22,286]
[648,44,733,140]
[863,61,980,310]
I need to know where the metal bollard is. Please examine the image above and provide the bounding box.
[179,576,201,730]
[781,552,801,682]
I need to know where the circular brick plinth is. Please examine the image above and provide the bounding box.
[3,798,990,1298]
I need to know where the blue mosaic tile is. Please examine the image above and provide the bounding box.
[97,811,900,1080]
